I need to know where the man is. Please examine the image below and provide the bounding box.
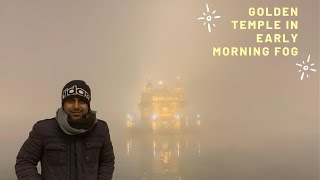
[15,80,115,180]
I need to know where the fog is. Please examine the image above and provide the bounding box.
[0,0,318,179]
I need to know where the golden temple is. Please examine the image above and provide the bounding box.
[139,81,186,133]
[126,79,201,133]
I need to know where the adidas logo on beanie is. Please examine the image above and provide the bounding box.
[61,80,91,106]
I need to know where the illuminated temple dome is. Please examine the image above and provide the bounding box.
[139,80,186,132]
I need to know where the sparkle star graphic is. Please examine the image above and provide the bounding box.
[296,54,317,80]
[197,4,221,32]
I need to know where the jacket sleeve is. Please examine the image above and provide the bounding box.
[15,123,43,180]
[97,124,115,180]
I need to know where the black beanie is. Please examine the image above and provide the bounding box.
[61,80,91,108]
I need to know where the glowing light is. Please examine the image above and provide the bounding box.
[152,121,157,130]
[126,139,132,157]
[151,114,157,120]
[196,119,201,126]
[126,120,133,128]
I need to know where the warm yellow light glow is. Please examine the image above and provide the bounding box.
[152,121,157,130]
[153,141,156,149]
[174,121,181,129]
[126,120,133,128]
[196,119,201,126]
[126,139,132,157]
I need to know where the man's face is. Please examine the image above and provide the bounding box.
[63,98,89,120]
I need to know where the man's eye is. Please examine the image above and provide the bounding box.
[79,100,85,104]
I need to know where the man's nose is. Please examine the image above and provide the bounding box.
[73,100,80,109]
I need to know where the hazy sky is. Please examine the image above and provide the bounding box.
[0,0,318,179]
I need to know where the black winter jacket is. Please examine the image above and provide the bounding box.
[15,118,115,180]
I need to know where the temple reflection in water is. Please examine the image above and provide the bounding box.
[123,79,202,180]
